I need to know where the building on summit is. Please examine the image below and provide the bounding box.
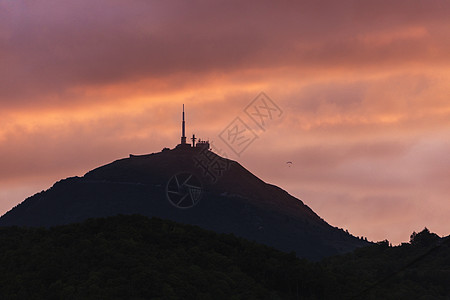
[176,104,210,150]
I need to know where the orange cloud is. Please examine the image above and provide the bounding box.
[1,0,450,244]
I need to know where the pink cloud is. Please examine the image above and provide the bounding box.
[1,0,449,245]
[1,0,449,107]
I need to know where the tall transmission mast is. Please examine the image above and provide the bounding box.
[181,104,187,144]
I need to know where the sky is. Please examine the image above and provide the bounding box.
[1,0,449,244]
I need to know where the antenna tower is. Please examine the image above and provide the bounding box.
[181,104,187,144]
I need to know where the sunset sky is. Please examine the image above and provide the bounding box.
[1,0,449,244]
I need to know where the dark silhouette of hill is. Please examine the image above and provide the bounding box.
[0,215,447,299]
[0,147,368,260]
[322,227,450,299]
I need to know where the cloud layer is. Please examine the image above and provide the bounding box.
[1,0,449,244]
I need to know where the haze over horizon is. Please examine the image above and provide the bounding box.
[1,0,449,245]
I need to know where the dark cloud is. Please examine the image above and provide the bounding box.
[1,0,449,107]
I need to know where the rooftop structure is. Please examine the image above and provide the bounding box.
[176,105,209,150]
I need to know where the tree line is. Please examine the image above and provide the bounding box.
[0,215,448,299]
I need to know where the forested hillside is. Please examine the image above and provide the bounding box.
[0,215,448,299]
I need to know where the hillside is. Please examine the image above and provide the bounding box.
[0,147,368,260]
[0,215,448,299]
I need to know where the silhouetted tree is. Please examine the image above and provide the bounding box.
[410,228,440,247]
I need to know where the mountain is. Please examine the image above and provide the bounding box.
[0,146,368,260]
